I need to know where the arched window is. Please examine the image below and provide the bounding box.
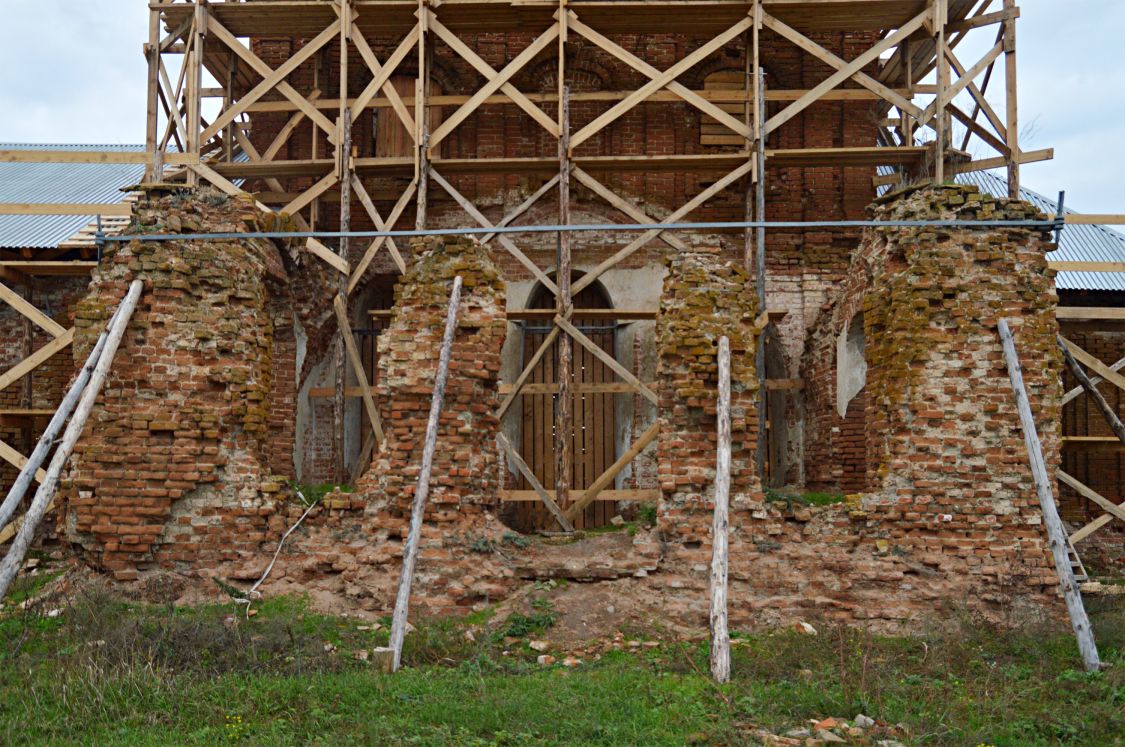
[510,273,618,532]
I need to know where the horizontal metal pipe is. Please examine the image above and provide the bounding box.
[100,217,1062,244]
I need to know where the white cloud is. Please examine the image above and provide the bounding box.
[0,0,1121,213]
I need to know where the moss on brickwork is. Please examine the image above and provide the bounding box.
[66,188,318,580]
[655,248,760,546]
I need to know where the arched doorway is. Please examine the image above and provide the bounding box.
[513,274,618,531]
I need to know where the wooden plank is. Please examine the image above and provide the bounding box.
[570,16,753,150]
[334,295,386,446]
[1058,334,1125,447]
[762,9,928,134]
[1070,489,1125,545]
[497,326,560,421]
[1062,354,1125,406]
[205,14,338,140]
[428,14,559,137]
[201,19,341,144]
[353,25,421,116]
[571,168,689,252]
[506,308,655,321]
[305,238,350,275]
[0,262,98,277]
[564,423,660,522]
[1065,215,1125,226]
[555,316,658,404]
[0,203,132,217]
[1050,261,1125,273]
[499,382,655,395]
[500,488,659,503]
[428,168,558,294]
[571,159,754,295]
[351,24,416,140]
[497,432,574,532]
[0,282,66,338]
[347,174,412,289]
[429,23,559,150]
[1058,471,1125,528]
[0,329,74,393]
[998,318,1100,672]
[566,13,751,140]
[1060,337,1125,394]
[1057,308,1125,322]
[0,440,45,484]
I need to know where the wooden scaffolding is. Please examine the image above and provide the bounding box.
[1,0,1122,536]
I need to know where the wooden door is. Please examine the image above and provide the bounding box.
[515,280,617,531]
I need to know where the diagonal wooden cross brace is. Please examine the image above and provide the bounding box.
[761,9,928,135]
[428,12,559,140]
[206,15,338,142]
[569,15,753,150]
[351,22,417,140]
[428,22,560,152]
[429,168,559,296]
[567,12,751,146]
[571,159,754,296]
[348,175,415,291]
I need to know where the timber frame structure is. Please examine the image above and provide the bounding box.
[1,0,1125,543]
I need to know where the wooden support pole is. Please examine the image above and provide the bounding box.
[934,0,948,184]
[998,319,1100,672]
[710,336,732,684]
[186,2,207,187]
[415,1,430,230]
[754,63,768,480]
[334,7,353,483]
[0,280,144,600]
[145,6,162,182]
[556,84,572,513]
[334,115,352,482]
[1003,0,1019,197]
[1058,335,1125,447]
[0,287,132,535]
[388,275,462,671]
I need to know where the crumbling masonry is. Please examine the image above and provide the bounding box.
[45,183,1071,630]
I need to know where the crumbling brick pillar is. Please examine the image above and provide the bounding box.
[359,236,506,517]
[342,236,511,611]
[795,184,1063,617]
[655,248,761,550]
[64,188,311,580]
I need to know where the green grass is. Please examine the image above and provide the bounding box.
[3,588,1125,745]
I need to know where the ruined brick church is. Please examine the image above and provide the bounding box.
[1,1,1096,630]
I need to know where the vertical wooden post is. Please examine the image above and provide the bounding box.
[556,84,572,513]
[415,2,430,230]
[742,11,755,274]
[710,336,732,683]
[388,276,463,671]
[934,0,948,184]
[753,60,768,480]
[334,6,353,483]
[998,319,1100,672]
[144,6,161,183]
[1003,0,1019,197]
[186,1,207,187]
[0,280,144,601]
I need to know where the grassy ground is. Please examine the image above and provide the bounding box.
[2,576,1125,745]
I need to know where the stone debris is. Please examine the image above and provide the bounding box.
[536,654,556,666]
[528,640,549,652]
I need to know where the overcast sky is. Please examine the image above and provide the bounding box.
[0,0,1122,213]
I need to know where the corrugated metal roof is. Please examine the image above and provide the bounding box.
[878,167,1125,292]
[955,170,1125,292]
[0,144,145,250]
